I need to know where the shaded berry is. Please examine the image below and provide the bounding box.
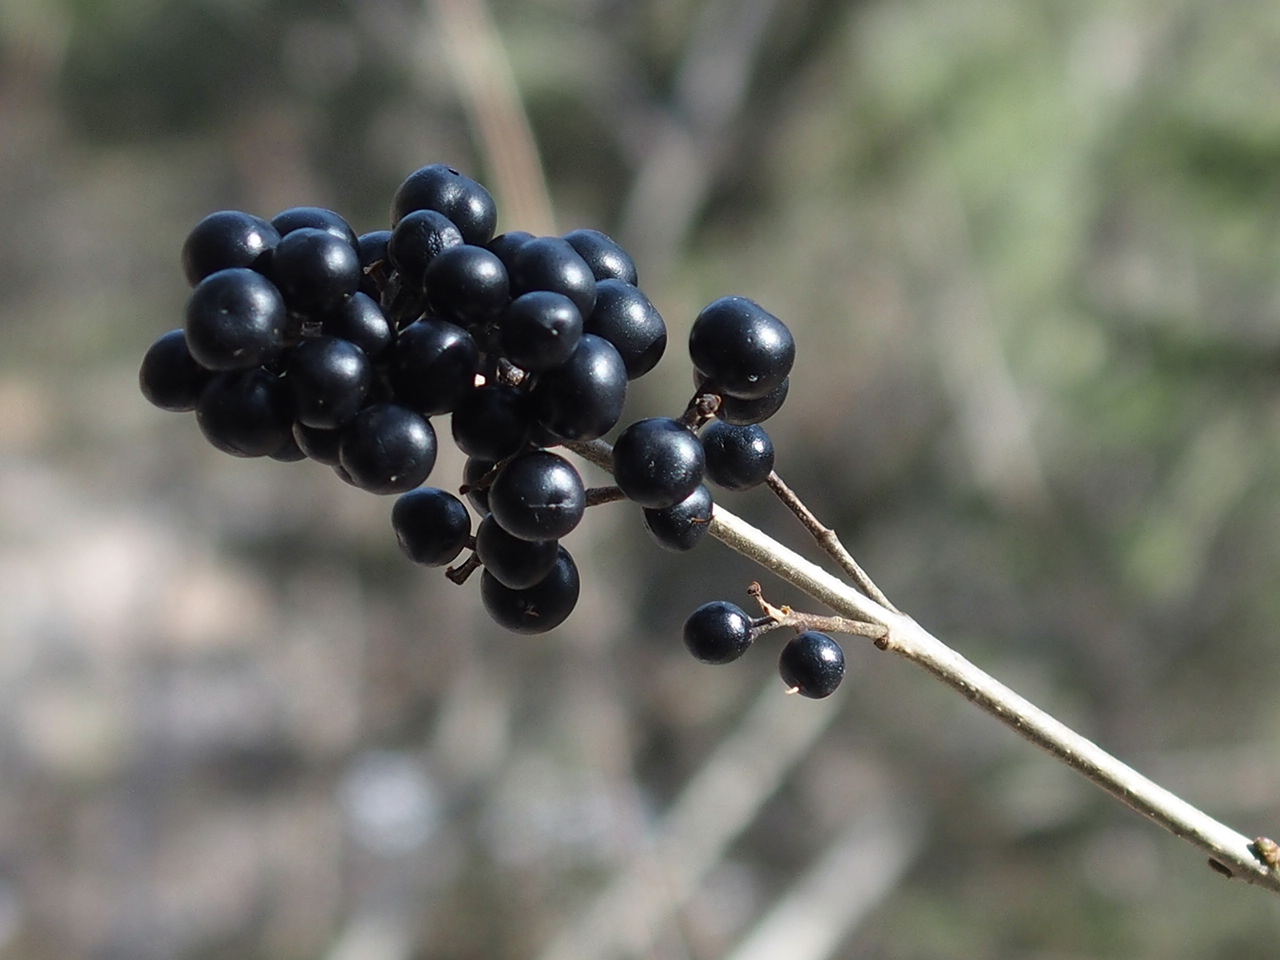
[425,243,510,325]
[184,268,286,372]
[139,329,212,411]
[530,334,627,441]
[271,206,358,247]
[480,545,580,634]
[584,279,666,379]
[293,421,342,465]
[338,403,437,494]
[500,291,583,373]
[613,417,705,508]
[642,484,713,552]
[392,487,472,566]
[508,236,597,320]
[562,228,638,284]
[196,367,294,458]
[475,513,559,589]
[451,382,532,461]
[701,421,774,491]
[321,291,394,359]
[269,227,361,315]
[287,336,371,430]
[389,318,480,416]
[389,209,464,290]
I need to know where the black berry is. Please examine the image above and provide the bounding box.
[700,421,775,491]
[271,206,358,247]
[562,228,638,284]
[530,334,627,441]
[584,279,666,379]
[488,449,586,541]
[389,209,464,289]
[642,483,713,551]
[391,163,498,246]
[139,329,212,411]
[778,631,845,698]
[184,267,287,372]
[689,296,795,400]
[269,227,361,315]
[389,318,480,416]
[286,336,372,430]
[196,367,295,458]
[182,210,279,286]
[508,236,597,320]
[424,243,510,325]
[475,513,560,589]
[480,545,580,634]
[450,382,532,461]
[613,417,705,508]
[392,487,472,566]
[338,403,437,494]
[500,291,583,373]
[683,601,754,664]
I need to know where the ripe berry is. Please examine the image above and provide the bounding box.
[293,421,343,465]
[321,291,394,359]
[271,206,358,247]
[286,336,371,430]
[642,484,713,551]
[508,236,597,320]
[196,367,295,458]
[184,268,287,372]
[389,209,464,289]
[450,382,532,461]
[689,296,795,400]
[480,545,580,634]
[584,279,667,379]
[778,631,845,698]
[139,329,211,411]
[391,487,472,566]
[269,227,361,315]
[488,449,586,541]
[181,210,279,286]
[612,417,705,508]
[487,230,535,272]
[391,163,498,246]
[389,318,480,416]
[715,376,789,425]
[683,601,754,664]
[424,243,510,325]
[475,513,559,589]
[562,228,638,284]
[462,456,497,514]
[338,403,437,494]
[500,291,583,373]
[700,421,774,491]
[530,334,627,441]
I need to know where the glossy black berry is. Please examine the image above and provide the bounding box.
[530,334,627,441]
[356,229,392,298]
[462,456,497,514]
[269,227,361,315]
[642,484,713,551]
[700,421,775,491]
[584,279,666,379]
[389,318,480,416]
[389,209,465,291]
[450,382,532,461]
[182,210,279,286]
[508,236,597,320]
[424,243,510,325]
[139,329,212,411]
[196,367,295,458]
[715,376,789,425]
[475,513,559,589]
[392,487,472,566]
[778,631,845,698]
[271,206,358,247]
[391,164,498,246]
[487,230,535,272]
[683,601,754,664]
[293,421,343,465]
[689,296,795,400]
[612,417,705,509]
[287,336,371,430]
[562,228,638,284]
[480,545,580,634]
[500,291,583,373]
[488,449,585,541]
[321,291,394,359]
[338,403,437,494]
[184,267,287,372]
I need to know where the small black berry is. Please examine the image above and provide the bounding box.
[778,631,845,698]
[683,601,754,664]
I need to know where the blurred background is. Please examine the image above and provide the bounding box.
[3,0,1280,956]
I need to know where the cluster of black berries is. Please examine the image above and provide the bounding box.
[140,163,825,688]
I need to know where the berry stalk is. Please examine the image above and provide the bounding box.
[567,437,1280,895]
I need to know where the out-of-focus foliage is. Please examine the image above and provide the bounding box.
[2,0,1280,957]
